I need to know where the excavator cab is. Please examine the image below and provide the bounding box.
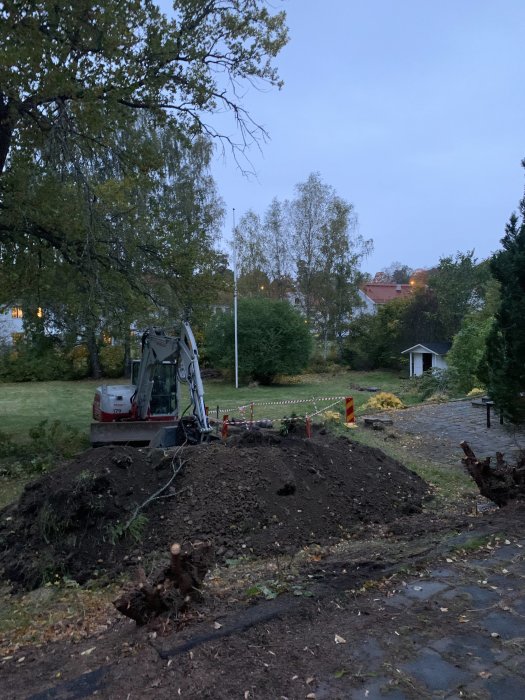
[131,360,177,417]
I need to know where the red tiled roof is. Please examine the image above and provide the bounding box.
[362,283,413,304]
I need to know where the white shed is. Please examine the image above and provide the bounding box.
[401,342,452,377]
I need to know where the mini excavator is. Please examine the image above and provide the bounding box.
[91,323,212,448]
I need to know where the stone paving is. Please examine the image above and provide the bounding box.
[317,537,525,700]
[378,400,525,464]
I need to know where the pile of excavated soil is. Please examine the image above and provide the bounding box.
[0,430,429,590]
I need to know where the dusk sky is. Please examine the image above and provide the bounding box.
[163,1,525,274]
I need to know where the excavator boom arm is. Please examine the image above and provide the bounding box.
[177,322,211,434]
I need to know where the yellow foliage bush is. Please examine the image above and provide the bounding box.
[426,391,449,403]
[322,410,341,422]
[363,392,404,411]
[467,387,485,397]
[273,374,303,385]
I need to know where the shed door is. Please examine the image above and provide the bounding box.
[422,353,433,372]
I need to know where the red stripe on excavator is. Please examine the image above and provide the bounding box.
[98,410,177,423]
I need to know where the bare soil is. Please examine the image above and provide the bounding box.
[0,428,427,591]
[1,425,524,699]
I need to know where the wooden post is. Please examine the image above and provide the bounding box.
[306,415,312,438]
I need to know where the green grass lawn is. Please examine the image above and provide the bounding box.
[202,370,404,423]
[0,379,101,437]
[0,369,412,439]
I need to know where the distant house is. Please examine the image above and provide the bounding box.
[0,306,24,344]
[362,283,413,307]
[352,289,377,317]
[352,283,413,317]
[401,342,452,377]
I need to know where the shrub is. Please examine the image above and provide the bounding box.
[426,391,450,403]
[0,420,89,477]
[28,419,89,460]
[363,392,404,411]
[99,345,125,378]
[322,410,341,422]
[447,314,492,394]
[307,356,341,374]
[0,343,71,382]
[412,368,450,400]
[0,430,17,458]
[206,299,312,384]
[67,344,90,379]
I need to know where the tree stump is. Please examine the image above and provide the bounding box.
[113,541,212,625]
[460,441,525,507]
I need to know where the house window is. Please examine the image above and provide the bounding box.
[11,307,23,319]
[37,307,43,318]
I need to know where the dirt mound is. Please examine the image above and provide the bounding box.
[0,430,428,590]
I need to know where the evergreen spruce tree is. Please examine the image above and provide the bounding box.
[480,170,525,423]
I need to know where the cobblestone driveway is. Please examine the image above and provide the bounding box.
[376,400,525,464]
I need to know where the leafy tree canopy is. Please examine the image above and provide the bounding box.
[0,1,287,309]
[374,261,413,284]
[0,0,289,175]
[230,173,372,355]
[0,1,288,374]
[427,251,491,339]
[0,120,227,376]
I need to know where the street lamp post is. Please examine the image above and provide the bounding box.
[233,208,239,389]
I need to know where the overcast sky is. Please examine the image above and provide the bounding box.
[163,1,525,275]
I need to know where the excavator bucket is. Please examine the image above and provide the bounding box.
[90,420,177,447]
[151,417,220,448]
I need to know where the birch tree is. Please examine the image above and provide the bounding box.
[263,197,292,299]
[291,172,371,347]
[232,210,269,296]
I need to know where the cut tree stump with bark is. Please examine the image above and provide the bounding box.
[460,441,525,507]
[114,541,212,625]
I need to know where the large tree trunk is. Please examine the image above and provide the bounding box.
[87,329,102,380]
[123,335,131,378]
